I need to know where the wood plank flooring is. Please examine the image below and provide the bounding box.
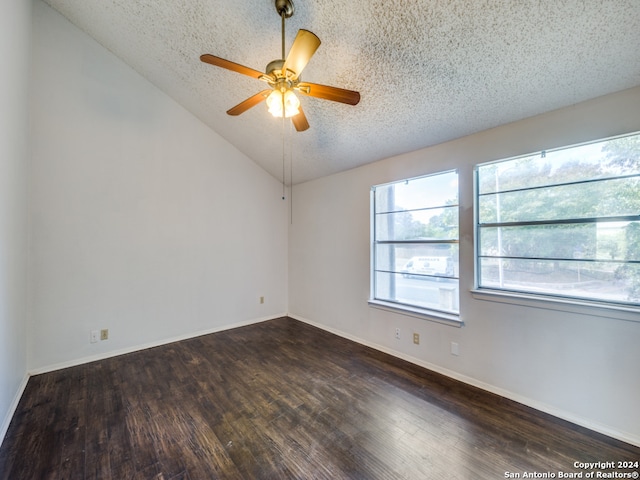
[1,317,638,479]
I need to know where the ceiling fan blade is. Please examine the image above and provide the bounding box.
[200,54,264,80]
[297,82,360,105]
[282,30,321,80]
[226,90,271,116]
[291,105,310,132]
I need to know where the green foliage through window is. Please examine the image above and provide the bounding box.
[476,132,640,305]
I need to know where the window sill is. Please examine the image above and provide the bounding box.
[368,299,463,327]
[471,288,640,323]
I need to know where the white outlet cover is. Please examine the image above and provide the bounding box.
[90,330,99,344]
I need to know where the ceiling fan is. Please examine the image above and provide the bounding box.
[200,0,360,132]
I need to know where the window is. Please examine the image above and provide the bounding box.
[371,170,460,319]
[475,132,640,307]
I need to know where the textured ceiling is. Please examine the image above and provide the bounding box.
[43,0,640,184]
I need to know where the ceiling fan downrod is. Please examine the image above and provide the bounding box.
[265,0,294,85]
[276,0,294,60]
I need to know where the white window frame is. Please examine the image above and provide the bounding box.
[369,170,461,326]
[473,131,640,322]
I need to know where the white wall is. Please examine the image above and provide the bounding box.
[289,86,640,446]
[28,1,288,372]
[0,0,31,442]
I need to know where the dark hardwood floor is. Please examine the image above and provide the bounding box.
[1,317,638,479]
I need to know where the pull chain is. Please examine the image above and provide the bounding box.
[282,112,286,200]
[289,120,294,224]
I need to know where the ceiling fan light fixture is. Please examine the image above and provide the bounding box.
[266,89,300,118]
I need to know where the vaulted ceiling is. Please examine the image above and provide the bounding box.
[43,0,640,184]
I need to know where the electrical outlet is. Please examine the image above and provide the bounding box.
[413,333,420,345]
[451,342,459,356]
[90,330,99,344]
[395,328,400,340]
[100,329,109,341]
[260,296,265,304]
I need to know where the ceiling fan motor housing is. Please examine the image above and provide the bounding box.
[266,59,285,77]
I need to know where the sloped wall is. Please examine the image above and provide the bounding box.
[28,1,288,372]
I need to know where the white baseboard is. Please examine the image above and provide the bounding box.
[0,373,29,447]
[29,313,286,376]
[289,313,640,448]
